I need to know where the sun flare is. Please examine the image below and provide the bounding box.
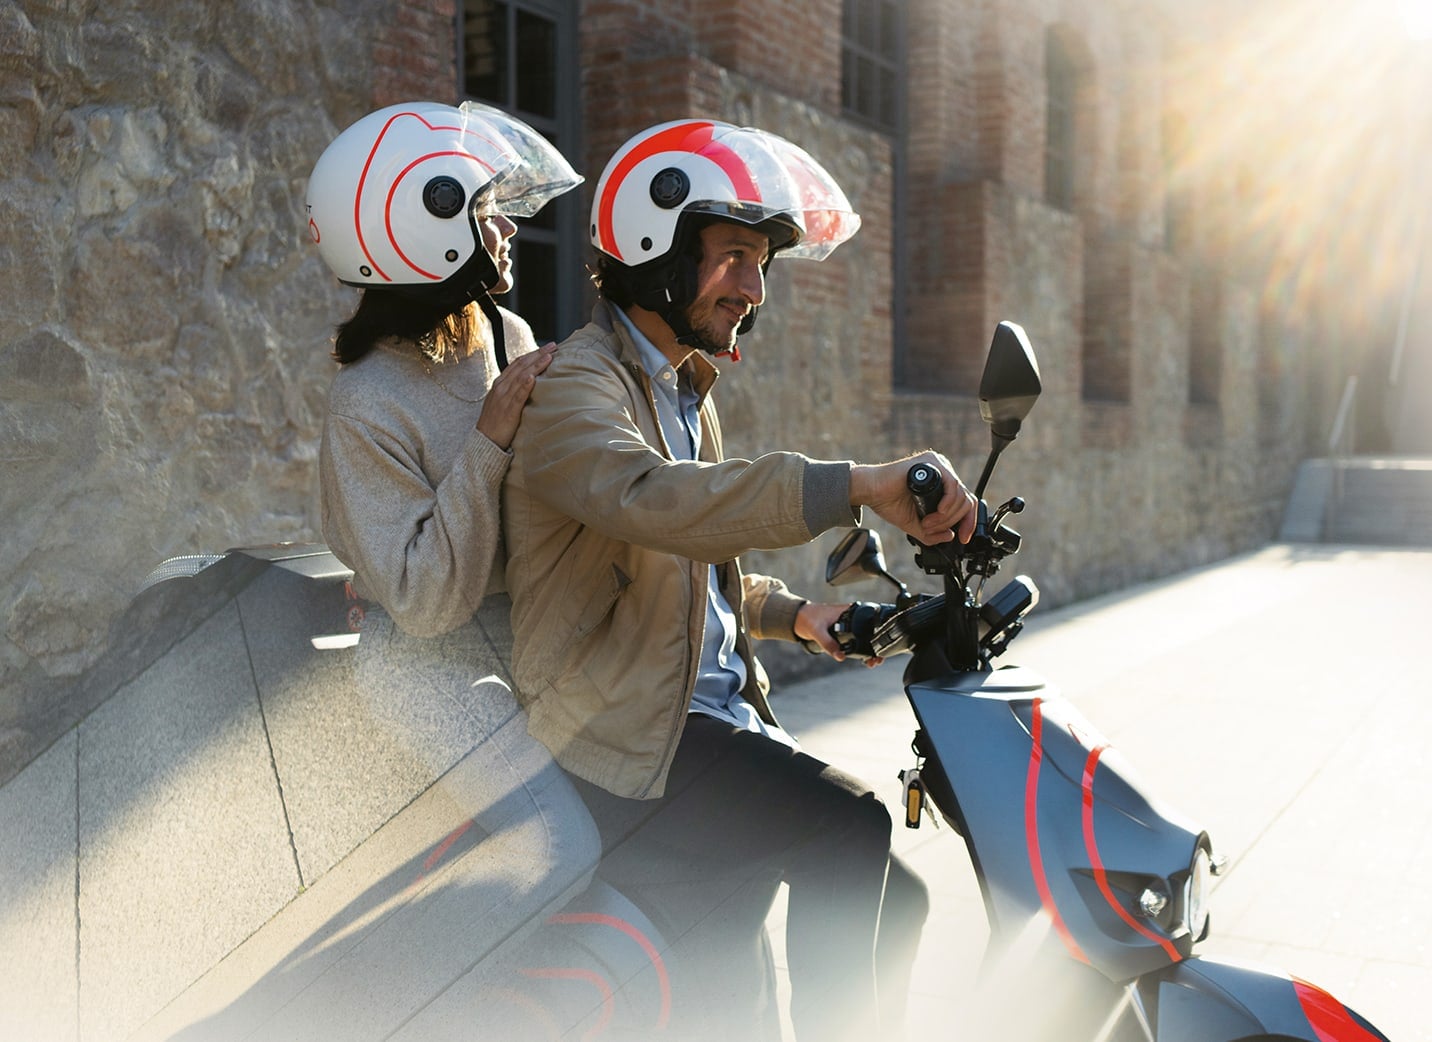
[1398,0,1432,38]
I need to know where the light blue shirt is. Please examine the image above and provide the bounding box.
[613,308,797,748]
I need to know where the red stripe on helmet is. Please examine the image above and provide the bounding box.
[1080,745,1184,962]
[1024,698,1089,963]
[596,121,762,261]
[383,149,496,280]
[354,108,504,282]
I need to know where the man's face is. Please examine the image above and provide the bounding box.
[682,221,770,355]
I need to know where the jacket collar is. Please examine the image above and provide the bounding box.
[596,298,720,402]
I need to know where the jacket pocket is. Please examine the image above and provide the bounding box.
[572,562,632,642]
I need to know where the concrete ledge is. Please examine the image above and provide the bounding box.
[134,715,597,1042]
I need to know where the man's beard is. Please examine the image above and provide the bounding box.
[681,300,740,356]
[685,325,729,356]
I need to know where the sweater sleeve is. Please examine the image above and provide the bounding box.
[320,405,512,639]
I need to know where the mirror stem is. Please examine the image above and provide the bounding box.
[974,438,1010,500]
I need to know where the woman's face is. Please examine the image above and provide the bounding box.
[477,212,519,295]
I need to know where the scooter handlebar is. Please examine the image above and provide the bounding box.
[907,463,943,519]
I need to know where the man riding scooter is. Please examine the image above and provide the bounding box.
[501,118,979,1042]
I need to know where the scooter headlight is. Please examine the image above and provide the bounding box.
[1183,846,1212,941]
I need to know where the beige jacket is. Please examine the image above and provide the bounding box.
[503,301,859,799]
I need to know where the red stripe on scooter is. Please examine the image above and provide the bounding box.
[549,911,673,1028]
[1024,698,1089,963]
[518,967,615,1040]
[1080,746,1183,962]
[1294,978,1385,1042]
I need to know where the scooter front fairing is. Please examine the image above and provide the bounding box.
[906,664,1209,983]
[1147,956,1390,1041]
[904,664,1390,1041]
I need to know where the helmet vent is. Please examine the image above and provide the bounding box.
[649,167,690,209]
[423,176,467,219]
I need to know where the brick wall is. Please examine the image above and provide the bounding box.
[372,0,458,107]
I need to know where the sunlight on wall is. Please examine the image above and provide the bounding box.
[1398,0,1432,38]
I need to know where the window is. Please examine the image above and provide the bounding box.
[842,0,909,386]
[1045,29,1078,211]
[1189,275,1221,407]
[842,0,903,134]
[460,0,581,345]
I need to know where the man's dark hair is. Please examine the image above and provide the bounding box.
[591,253,637,309]
[590,213,715,311]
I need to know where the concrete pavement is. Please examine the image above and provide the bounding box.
[1,541,1427,1040]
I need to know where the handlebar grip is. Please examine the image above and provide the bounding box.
[829,601,893,659]
[907,463,943,519]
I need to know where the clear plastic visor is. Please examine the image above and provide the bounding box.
[691,125,861,261]
[458,100,583,218]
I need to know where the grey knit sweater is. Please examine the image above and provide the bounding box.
[318,307,538,638]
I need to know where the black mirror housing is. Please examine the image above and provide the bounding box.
[978,321,1042,442]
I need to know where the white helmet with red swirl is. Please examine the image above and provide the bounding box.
[305,100,581,298]
[588,120,860,339]
[591,118,860,267]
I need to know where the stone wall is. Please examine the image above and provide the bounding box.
[0,0,400,762]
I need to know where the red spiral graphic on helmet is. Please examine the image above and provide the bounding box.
[353,110,502,282]
[596,121,761,261]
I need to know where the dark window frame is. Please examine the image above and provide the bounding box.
[458,0,583,345]
[841,0,909,384]
[841,0,903,135]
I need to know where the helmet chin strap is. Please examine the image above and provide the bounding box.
[478,291,508,371]
[394,213,509,370]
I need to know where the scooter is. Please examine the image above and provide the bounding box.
[820,320,1391,1041]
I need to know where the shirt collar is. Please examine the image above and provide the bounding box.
[614,305,677,386]
[610,303,721,402]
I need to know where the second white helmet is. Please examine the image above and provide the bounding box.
[306,100,581,295]
[590,119,861,269]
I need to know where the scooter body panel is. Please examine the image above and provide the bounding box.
[1150,955,1391,1041]
[907,665,1206,982]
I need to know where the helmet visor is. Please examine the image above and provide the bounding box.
[458,100,583,218]
[685,125,861,261]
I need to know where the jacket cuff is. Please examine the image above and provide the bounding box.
[761,585,809,644]
[802,460,862,535]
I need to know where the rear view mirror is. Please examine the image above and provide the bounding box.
[971,322,1042,498]
[825,528,908,597]
[978,321,1042,444]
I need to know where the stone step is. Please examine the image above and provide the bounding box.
[1281,457,1432,546]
